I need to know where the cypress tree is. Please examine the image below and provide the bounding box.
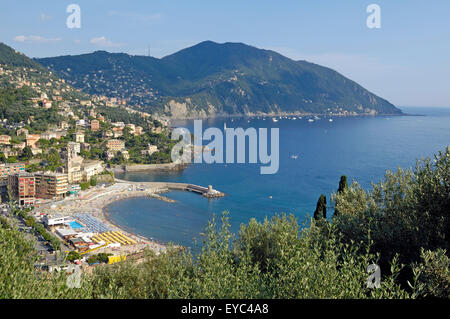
[334,175,348,216]
[313,194,327,220]
[337,175,348,194]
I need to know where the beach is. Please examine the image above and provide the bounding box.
[35,181,175,256]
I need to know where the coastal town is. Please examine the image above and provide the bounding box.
[0,46,186,271]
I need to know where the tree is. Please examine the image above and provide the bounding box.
[333,147,450,291]
[90,177,97,187]
[334,175,348,216]
[80,182,90,191]
[313,194,327,220]
[66,251,81,262]
[19,146,33,161]
[337,175,348,193]
[6,156,17,163]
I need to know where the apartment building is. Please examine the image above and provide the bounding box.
[106,139,125,151]
[0,163,26,178]
[90,119,100,131]
[8,172,35,206]
[0,135,11,145]
[35,172,68,200]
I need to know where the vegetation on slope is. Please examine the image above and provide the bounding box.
[0,147,448,299]
[37,41,402,117]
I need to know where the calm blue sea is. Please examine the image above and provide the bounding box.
[108,107,450,248]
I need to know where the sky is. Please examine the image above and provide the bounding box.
[1,0,449,107]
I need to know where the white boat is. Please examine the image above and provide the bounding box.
[329,118,333,122]
[272,118,278,122]
[290,155,298,159]
[292,117,297,120]
[308,119,314,122]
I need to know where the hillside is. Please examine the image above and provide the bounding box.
[37,41,402,118]
[0,43,44,69]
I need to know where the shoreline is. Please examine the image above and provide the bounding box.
[36,182,176,254]
[164,111,407,122]
[109,162,188,173]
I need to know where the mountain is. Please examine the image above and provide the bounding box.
[0,43,45,69]
[36,41,402,118]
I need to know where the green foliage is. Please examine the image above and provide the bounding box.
[0,87,63,133]
[0,216,11,229]
[19,146,33,161]
[0,43,45,69]
[44,148,62,172]
[409,248,450,298]
[87,253,112,264]
[79,182,90,191]
[66,251,81,262]
[313,194,327,220]
[88,213,408,299]
[332,147,450,296]
[0,225,91,298]
[334,147,449,266]
[6,156,17,163]
[338,175,349,193]
[90,177,97,187]
[334,175,349,216]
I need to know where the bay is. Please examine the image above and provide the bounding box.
[107,107,450,248]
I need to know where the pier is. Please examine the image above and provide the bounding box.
[114,179,225,198]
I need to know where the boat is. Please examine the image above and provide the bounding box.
[272,118,278,122]
[329,118,333,122]
[290,155,298,159]
[308,119,314,122]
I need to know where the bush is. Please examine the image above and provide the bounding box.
[409,249,450,298]
[80,182,90,191]
[89,213,409,299]
[90,177,97,187]
[67,251,81,262]
[87,253,112,265]
[333,147,450,267]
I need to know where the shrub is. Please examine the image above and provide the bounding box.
[409,249,450,298]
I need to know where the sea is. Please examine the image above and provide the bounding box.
[107,106,450,248]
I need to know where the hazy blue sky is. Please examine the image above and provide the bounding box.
[1,0,449,107]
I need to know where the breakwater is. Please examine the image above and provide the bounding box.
[114,179,225,198]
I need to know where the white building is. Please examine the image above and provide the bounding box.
[43,215,73,227]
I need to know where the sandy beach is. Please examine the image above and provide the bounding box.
[35,181,176,255]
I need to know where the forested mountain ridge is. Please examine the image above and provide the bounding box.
[37,41,402,118]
